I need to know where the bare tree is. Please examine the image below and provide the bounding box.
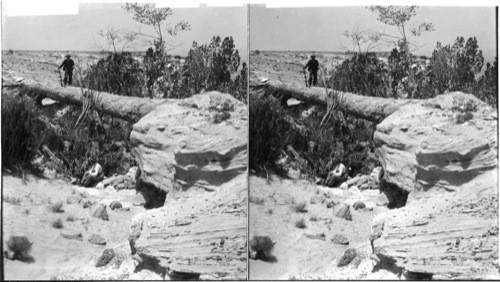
[95,25,137,53]
[339,24,382,53]
[123,3,190,51]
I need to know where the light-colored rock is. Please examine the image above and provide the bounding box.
[348,185,360,194]
[371,93,498,279]
[332,203,352,221]
[90,204,109,221]
[95,182,104,190]
[130,92,247,193]
[132,174,247,280]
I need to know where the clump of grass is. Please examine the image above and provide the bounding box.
[292,201,308,213]
[52,218,63,229]
[250,235,275,261]
[266,208,274,215]
[22,209,30,215]
[6,235,33,260]
[249,196,265,205]
[3,196,21,205]
[295,218,306,229]
[309,215,319,221]
[66,215,76,222]
[49,201,64,213]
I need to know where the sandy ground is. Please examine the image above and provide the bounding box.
[1,171,162,280]
[248,174,399,280]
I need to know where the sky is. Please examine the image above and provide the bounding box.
[1,1,498,63]
[1,2,248,60]
[250,6,497,63]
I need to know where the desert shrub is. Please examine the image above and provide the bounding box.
[295,218,306,229]
[66,215,76,222]
[249,196,265,205]
[49,201,64,213]
[330,52,389,98]
[309,215,319,221]
[6,236,32,259]
[176,36,245,101]
[249,93,291,173]
[250,236,275,261]
[52,218,64,229]
[473,57,498,107]
[1,92,46,171]
[84,52,145,97]
[292,201,308,213]
[3,196,22,205]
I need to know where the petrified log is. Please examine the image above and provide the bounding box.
[254,79,421,123]
[22,82,170,123]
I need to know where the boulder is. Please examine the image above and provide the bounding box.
[338,248,357,267]
[130,92,247,193]
[371,93,498,279]
[95,248,115,267]
[88,234,106,245]
[90,204,109,221]
[128,92,247,279]
[81,163,104,187]
[352,201,366,210]
[333,203,352,221]
[331,234,349,245]
[109,201,122,210]
[131,171,247,280]
[324,163,347,187]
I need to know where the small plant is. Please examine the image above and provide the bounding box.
[250,235,275,261]
[66,215,76,222]
[292,201,308,213]
[249,196,265,205]
[5,235,33,260]
[52,218,63,229]
[266,208,274,215]
[295,218,306,229]
[3,196,21,205]
[49,201,64,213]
[22,209,30,215]
[310,215,318,221]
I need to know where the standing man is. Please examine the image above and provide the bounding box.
[303,55,319,87]
[58,54,74,86]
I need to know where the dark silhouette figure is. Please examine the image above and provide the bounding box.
[304,55,319,87]
[59,54,74,86]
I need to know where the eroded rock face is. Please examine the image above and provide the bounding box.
[130,91,247,193]
[372,92,498,279]
[129,92,247,279]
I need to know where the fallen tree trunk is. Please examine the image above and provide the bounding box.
[22,83,171,123]
[255,79,421,123]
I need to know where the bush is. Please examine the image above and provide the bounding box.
[3,196,22,205]
[249,196,265,205]
[49,201,64,213]
[292,201,308,213]
[295,218,306,229]
[6,236,32,259]
[249,93,291,173]
[250,235,275,261]
[1,92,46,171]
[52,218,63,229]
[84,52,145,97]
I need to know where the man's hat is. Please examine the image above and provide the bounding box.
[311,55,316,58]
[65,54,71,58]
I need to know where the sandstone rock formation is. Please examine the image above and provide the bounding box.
[129,92,248,280]
[371,92,498,279]
[261,80,498,279]
[130,92,247,193]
